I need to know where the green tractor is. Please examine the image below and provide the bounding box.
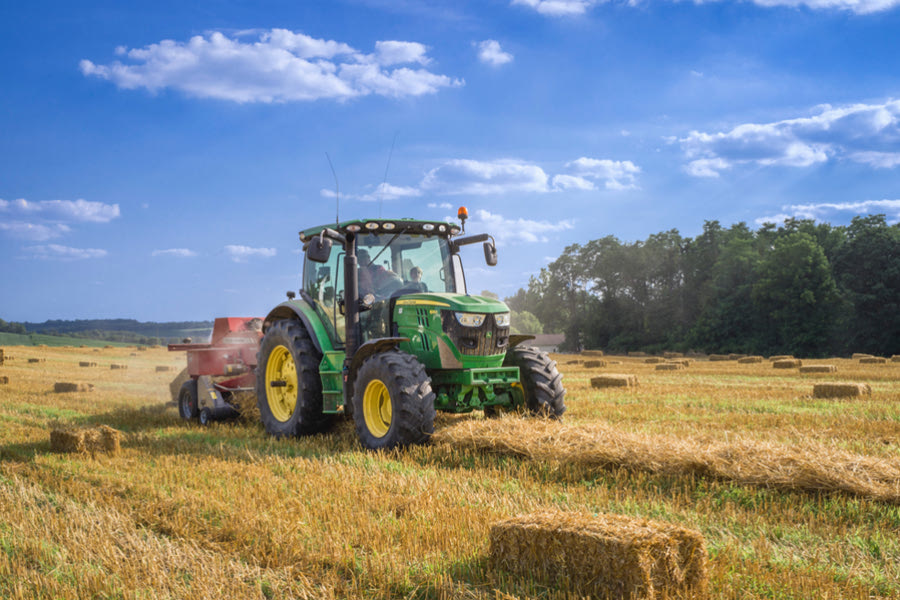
[256,208,565,449]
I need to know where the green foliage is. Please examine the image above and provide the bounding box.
[516,215,899,357]
[509,310,542,335]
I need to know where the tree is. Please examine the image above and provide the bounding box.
[510,310,543,334]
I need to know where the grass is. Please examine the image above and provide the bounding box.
[0,346,898,598]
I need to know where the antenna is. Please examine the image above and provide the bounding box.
[378,131,398,218]
[325,152,339,226]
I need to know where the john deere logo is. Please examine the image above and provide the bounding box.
[486,331,492,338]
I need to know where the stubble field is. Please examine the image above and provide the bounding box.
[1,345,899,599]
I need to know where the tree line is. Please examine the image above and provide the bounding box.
[505,215,900,358]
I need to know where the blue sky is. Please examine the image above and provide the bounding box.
[2,0,900,322]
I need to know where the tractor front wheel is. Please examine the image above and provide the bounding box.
[503,346,566,418]
[352,351,435,450]
[256,319,332,437]
[178,379,199,421]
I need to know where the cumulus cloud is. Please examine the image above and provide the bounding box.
[152,248,198,258]
[561,157,640,190]
[550,174,596,191]
[81,29,463,103]
[320,182,421,202]
[756,199,900,225]
[26,245,107,260]
[680,99,900,177]
[0,198,120,222]
[511,0,598,16]
[0,221,71,241]
[421,159,551,195]
[476,40,513,67]
[225,245,277,262]
[468,209,574,244]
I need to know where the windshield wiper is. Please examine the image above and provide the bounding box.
[365,227,409,267]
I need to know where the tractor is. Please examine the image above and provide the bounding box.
[256,207,565,449]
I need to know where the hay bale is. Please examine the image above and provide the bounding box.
[667,359,692,367]
[155,365,173,372]
[859,357,887,364]
[79,361,98,367]
[813,382,872,398]
[584,360,607,368]
[110,364,128,370]
[0,348,4,365]
[582,350,604,357]
[27,358,42,363]
[738,356,764,364]
[769,355,793,361]
[644,357,664,364]
[773,359,802,369]
[564,359,581,365]
[800,365,837,374]
[591,374,638,388]
[892,355,900,363]
[663,352,683,359]
[0,375,8,384]
[627,351,647,357]
[490,511,708,600]
[130,352,138,357]
[708,354,730,362]
[50,425,121,455]
[852,353,873,359]
[138,347,149,352]
[168,367,190,401]
[656,363,685,371]
[53,382,95,393]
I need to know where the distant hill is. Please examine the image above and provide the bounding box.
[2,319,214,346]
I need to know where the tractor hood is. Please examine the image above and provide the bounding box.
[393,292,508,314]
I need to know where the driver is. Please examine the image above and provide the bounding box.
[357,248,402,297]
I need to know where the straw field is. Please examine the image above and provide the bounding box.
[0,346,899,599]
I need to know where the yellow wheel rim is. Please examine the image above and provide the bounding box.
[362,379,392,438]
[265,345,297,422]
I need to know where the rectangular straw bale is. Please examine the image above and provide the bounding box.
[27,358,42,363]
[79,361,98,367]
[738,356,763,364]
[50,425,121,455]
[53,382,95,393]
[859,357,887,364]
[627,351,647,357]
[892,355,900,363]
[667,359,692,366]
[155,365,173,372]
[656,363,685,371]
[769,355,793,361]
[0,376,8,384]
[582,350,604,357]
[663,351,683,359]
[591,374,638,388]
[110,363,128,370]
[813,382,872,398]
[852,353,873,359]
[584,360,607,368]
[800,365,837,374]
[490,511,708,600]
[707,354,731,362]
[644,357,664,364]
[773,359,802,369]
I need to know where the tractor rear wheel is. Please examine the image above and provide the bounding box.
[503,345,566,417]
[178,379,199,421]
[256,319,332,437]
[352,351,435,450]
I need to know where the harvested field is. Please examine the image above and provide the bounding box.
[591,374,639,388]
[583,360,606,368]
[738,356,764,364]
[0,376,8,384]
[656,363,685,371]
[773,358,802,369]
[490,511,708,599]
[800,365,837,374]
[813,382,872,398]
[582,350,604,357]
[860,357,887,364]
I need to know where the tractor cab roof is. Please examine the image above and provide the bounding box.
[299,218,462,243]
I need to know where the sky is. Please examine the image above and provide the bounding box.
[2,0,900,322]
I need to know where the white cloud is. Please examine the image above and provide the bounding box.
[469,209,574,244]
[26,245,107,260]
[562,157,641,190]
[321,182,422,202]
[476,40,513,67]
[0,198,120,222]
[421,159,550,195]
[225,245,277,262]
[511,0,598,16]
[427,202,454,210]
[0,221,71,241]
[756,199,900,225]
[81,29,462,103]
[152,248,198,258]
[551,174,596,191]
[680,99,900,177]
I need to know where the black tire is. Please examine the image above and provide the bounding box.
[352,351,435,450]
[199,407,212,426]
[178,379,199,421]
[503,345,566,417]
[256,319,332,437]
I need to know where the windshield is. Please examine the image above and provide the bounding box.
[356,232,458,299]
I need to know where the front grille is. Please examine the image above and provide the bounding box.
[441,312,510,356]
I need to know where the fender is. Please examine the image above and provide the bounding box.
[508,334,536,349]
[263,297,337,355]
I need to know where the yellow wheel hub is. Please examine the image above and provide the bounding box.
[362,379,392,438]
[265,345,297,422]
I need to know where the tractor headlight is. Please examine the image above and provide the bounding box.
[455,312,485,327]
[494,313,510,327]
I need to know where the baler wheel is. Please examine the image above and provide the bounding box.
[199,407,212,426]
[256,320,332,437]
[502,345,566,418]
[351,350,435,450]
[178,379,199,421]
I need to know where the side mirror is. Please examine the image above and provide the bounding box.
[483,241,498,267]
[307,235,332,263]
